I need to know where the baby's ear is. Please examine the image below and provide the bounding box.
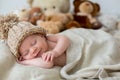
[18,56,24,61]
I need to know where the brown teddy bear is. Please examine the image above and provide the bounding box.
[67,0,102,29]
[28,7,45,25]
[37,12,73,34]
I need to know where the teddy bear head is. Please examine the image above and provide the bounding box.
[27,0,70,13]
[74,0,100,16]
[17,9,30,21]
[28,7,45,25]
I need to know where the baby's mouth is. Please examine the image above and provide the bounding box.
[36,49,42,57]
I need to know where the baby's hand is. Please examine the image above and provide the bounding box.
[42,51,56,62]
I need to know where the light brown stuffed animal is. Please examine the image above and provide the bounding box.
[67,0,102,29]
[17,7,45,25]
[37,12,73,34]
[17,9,30,21]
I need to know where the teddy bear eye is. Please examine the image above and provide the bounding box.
[44,8,47,11]
[53,6,56,9]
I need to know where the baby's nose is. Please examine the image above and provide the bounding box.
[30,47,37,54]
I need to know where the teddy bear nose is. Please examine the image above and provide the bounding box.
[86,3,90,6]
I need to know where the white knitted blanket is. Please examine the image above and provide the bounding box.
[60,28,120,80]
[1,28,120,80]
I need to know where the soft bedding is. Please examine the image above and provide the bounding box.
[1,28,120,80]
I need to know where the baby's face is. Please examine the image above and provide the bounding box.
[19,34,48,60]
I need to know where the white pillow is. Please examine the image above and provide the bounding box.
[0,40,15,65]
[0,40,15,80]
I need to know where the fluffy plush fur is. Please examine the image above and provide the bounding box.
[28,7,45,25]
[17,9,30,21]
[37,12,73,34]
[67,0,102,29]
[27,0,70,13]
[26,0,72,34]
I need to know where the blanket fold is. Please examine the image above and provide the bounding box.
[60,28,120,80]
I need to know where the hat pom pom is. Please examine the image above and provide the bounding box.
[0,14,19,39]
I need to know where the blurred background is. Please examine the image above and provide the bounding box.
[0,0,29,14]
[0,0,120,16]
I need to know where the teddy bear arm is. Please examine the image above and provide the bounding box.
[37,21,60,34]
[66,21,82,29]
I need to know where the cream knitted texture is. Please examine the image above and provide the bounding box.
[0,14,19,39]
[7,21,46,58]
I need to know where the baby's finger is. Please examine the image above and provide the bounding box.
[46,53,51,62]
[42,53,47,61]
[50,54,54,62]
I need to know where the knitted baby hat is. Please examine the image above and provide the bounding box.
[0,14,46,58]
[7,21,46,58]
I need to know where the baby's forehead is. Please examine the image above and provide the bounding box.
[25,34,41,39]
[22,33,43,44]
[19,35,36,53]
[23,34,37,42]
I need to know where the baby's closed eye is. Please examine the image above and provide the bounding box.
[31,40,37,46]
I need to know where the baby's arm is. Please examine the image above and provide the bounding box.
[46,34,70,58]
[17,58,53,68]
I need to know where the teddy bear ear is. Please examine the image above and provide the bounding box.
[73,0,83,6]
[73,0,88,5]
[73,0,88,13]
[73,0,82,13]
[94,3,100,12]
[27,0,33,8]
[92,3,100,16]
[0,14,19,39]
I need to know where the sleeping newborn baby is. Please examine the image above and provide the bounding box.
[7,21,69,68]
[18,33,69,68]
